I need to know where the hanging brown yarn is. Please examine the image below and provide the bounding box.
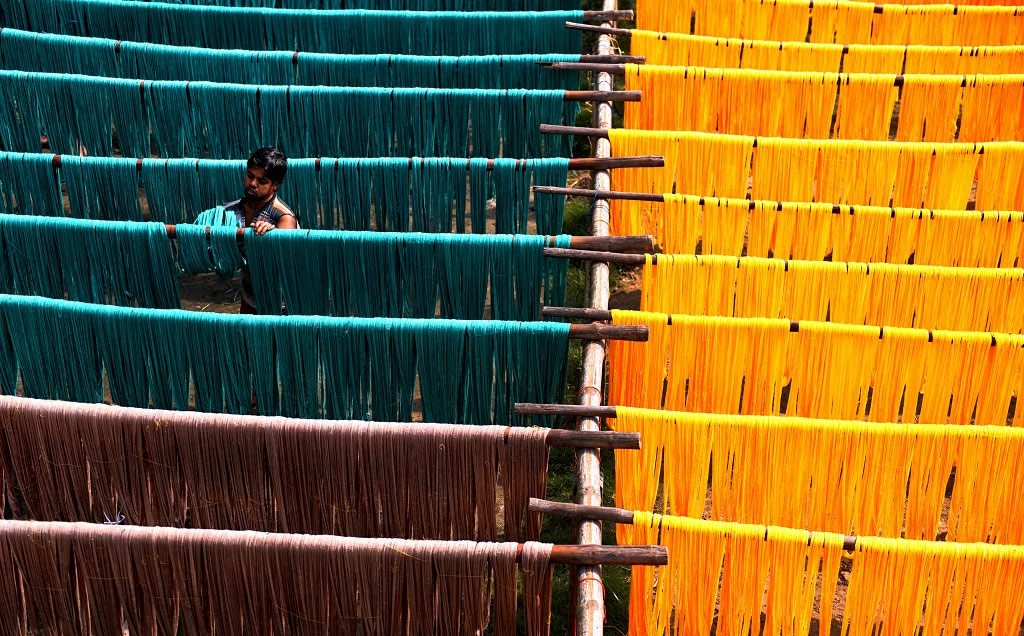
[0,519,555,635]
[0,396,549,541]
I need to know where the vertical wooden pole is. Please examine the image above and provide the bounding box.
[575,2,618,634]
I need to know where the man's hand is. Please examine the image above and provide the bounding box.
[251,220,276,235]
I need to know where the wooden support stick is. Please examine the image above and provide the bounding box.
[580,9,634,20]
[541,124,609,138]
[564,90,641,102]
[544,247,647,265]
[567,324,648,341]
[545,62,626,74]
[567,156,664,169]
[578,54,645,63]
[531,499,859,551]
[548,543,667,566]
[545,429,640,450]
[543,307,614,321]
[566,21,632,36]
[534,186,665,201]
[516,403,619,418]
[557,235,654,252]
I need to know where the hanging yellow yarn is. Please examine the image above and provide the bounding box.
[960,74,1024,143]
[895,75,963,142]
[843,44,906,73]
[636,0,1024,46]
[905,45,1024,74]
[609,131,1024,210]
[833,74,899,140]
[625,513,1024,636]
[630,31,744,68]
[622,66,837,138]
[626,513,844,636]
[606,310,1024,425]
[611,408,1024,544]
[639,254,1024,333]
[740,39,844,72]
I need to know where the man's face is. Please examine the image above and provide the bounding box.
[244,165,279,202]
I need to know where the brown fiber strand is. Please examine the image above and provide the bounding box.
[0,520,553,635]
[0,396,548,541]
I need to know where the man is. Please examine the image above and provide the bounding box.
[222,147,297,314]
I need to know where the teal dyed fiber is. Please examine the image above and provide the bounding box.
[0,295,569,423]
[0,153,62,217]
[245,231,570,321]
[114,0,579,10]
[0,216,180,308]
[0,72,567,159]
[61,156,143,221]
[0,30,581,90]
[10,1,584,55]
[174,220,244,278]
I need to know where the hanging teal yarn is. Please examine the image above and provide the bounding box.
[174,219,244,278]
[9,1,583,55]
[102,0,579,10]
[0,30,581,90]
[0,295,569,424]
[0,72,568,160]
[0,153,63,217]
[61,156,143,221]
[0,216,180,308]
[244,231,570,321]
[0,152,570,232]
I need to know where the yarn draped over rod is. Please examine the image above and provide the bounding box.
[0,216,180,308]
[0,396,549,540]
[619,194,1024,268]
[624,514,1024,636]
[0,29,581,91]
[124,0,578,8]
[640,254,1024,333]
[0,295,570,423]
[629,29,1024,74]
[242,231,571,320]
[5,1,583,55]
[0,71,572,159]
[607,310,1024,426]
[0,520,555,635]
[0,153,570,233]
[611,408,1024,544]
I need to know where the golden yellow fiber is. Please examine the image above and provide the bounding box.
[611,408,1024,543]
[639,254,1024,333]
[905,45,1024,74]
[608,130,1023,210]
[625,513,1024,636]
[646,194,1024,267]
[623,66,1024,142]
[896,75,963,142]
[842,44,906,73]
[635,0,1024,46]
[606,311,1024,425]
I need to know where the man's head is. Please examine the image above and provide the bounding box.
[244,147,287,202]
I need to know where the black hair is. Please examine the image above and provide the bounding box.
[247,147,287,184]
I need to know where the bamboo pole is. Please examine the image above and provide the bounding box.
[534,187,867,215]
[575,3,619,633]
[541,124,609,138]
[546,62,627,74]
[543,307,615,320]
[531,499,860,551]
[566,21,632,37]
[576,54,645,63]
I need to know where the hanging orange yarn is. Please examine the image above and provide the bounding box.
[905,45,1024,74]
[625,513,1024,636]
[895,75,963,142]
[833,74,899,140]
[657,194,1024,267]
[639,254,1024,333]
[607,310,1024,425]
[611,408,1024,543]
[842,44,906,73]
